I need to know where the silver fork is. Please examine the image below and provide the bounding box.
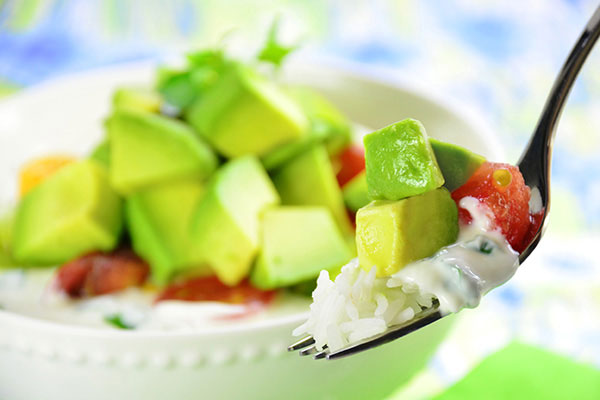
[289,5,600,361]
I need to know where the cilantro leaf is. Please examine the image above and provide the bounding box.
[156,49,229,112]
[257,18,298,67]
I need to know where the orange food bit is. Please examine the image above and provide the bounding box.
[19,155,76,196]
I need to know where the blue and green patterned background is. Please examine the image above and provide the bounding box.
[1,1,599,398]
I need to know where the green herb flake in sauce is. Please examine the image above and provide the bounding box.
[104,313,135,330]
[479,240,495,254]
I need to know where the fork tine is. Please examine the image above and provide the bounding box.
[288,336,315,352]
[313,349,329,359]
[299,345,319,356]
[326,305,445,360]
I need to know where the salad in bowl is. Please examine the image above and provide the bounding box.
[0,31,514,399]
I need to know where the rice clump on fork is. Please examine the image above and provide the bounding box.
[293,258,435,352]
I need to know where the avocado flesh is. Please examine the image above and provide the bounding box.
[261,124,328,171]
[107,109,217,195]
[272,145,353,237]
[429,138,486,192]
[0,211,15,267]
[288,86,352,156]
[343,171,370,212]
[90,140,110,167]
[251,206,352,290]
[185,64,308,158]
[112,86,162,113]
[126,179,208,285]
[261,87,352,170]
[191,156,280,286]
[356,188,458,277]
[364,119,444,201]
[12,160,123,266]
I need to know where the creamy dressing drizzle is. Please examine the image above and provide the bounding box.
[0,268,310,330]
[388,196,519,313]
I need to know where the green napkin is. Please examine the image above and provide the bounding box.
[434,342,600,400]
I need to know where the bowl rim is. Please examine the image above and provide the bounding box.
[0,57,502,339]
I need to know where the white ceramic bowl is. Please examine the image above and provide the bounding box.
[0,60,501,400]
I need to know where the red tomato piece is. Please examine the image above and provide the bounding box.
[55,258,92,297]
[336,145,365,187]
[451,162,531,251]
[55,248,150,298]
[156,276,277,308]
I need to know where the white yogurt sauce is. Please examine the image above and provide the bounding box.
[0,268,310,331]
[388,196,519,313]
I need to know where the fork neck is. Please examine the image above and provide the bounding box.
[516,6,600,262]
[518,6,600,196]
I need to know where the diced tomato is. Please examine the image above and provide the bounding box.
[55,258,92,297]
[156,276,277,308]
[55,248,150,298]
[451,162,531,251]
[19,155,76,196]
[336,145,365,187]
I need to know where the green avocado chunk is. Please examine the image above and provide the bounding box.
[0,211,15,268]
[107,109,217,195]
[356,187,458,277]
[126,179,208,285]
[191,156,280,286]
[261,127,327,171]
[251,206,352,290]
[12,160,123,266]
[261,87,352,170]
[343,171,370,212]
[289,87,352,156]
[272,145,353,237]
[90,140,110,167]
[185,63,308,158]
[429,138,486,192]
[364,119,444,201]
[112,86,162,113]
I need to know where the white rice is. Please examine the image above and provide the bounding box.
[293,258,435,351]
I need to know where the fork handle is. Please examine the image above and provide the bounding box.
[516,6,600,262]
[518,6,600,196]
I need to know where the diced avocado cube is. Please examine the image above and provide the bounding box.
[430,138,486,191]
[126,179,209,285]
[12,160,123,266]
[261,87,352,170]
[90,140,110,167]
[191,156,280,286]
[364,119,444,201]
[261,127,328,171]
[185,63,308,158]
[251,206,352,290]
[272,145,353,236]
[356,188,458,277]
[0,211,15,268]
[112,86,162,113]
[107,109,217,194]
[343,171,370,212]
[288,86,352,156]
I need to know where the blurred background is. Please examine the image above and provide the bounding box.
[1,0,599,398]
